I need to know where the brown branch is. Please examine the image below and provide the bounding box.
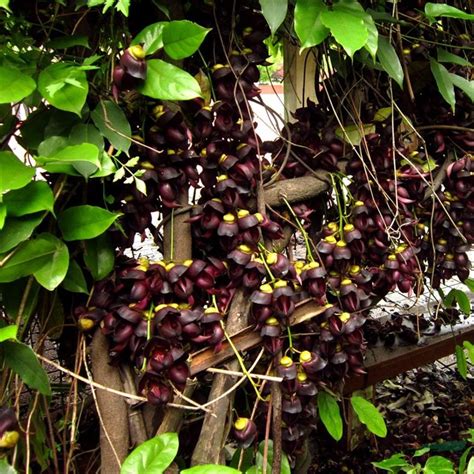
[271,382,282,474]
[158,186,193,435]
[156,379,198,435]
[264,174,331,207]
[91,331,129,473]
[191,289,251,466]
[423,153,454,201]
[120,364,148,446]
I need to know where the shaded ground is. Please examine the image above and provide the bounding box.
[309,363,473,473]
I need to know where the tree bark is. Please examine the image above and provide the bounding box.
[191,289,251,466]
[91,331,129,474]
[264,174,331,207]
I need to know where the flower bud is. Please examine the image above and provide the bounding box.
[233,417,257,448]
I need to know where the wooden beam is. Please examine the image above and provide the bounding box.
[343,324,474,394]
[189,299,325,376]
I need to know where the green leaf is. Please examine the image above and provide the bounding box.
[182,467,241,474]
[0,278,40,326]
[162,20,211,60]
[0,151,35,194]
[91,100,131,153]
[373,107,393,122]
[464,278,474,293]
[0,66,36,104]
[62,259,89,294]
[377,36,404,88]
[317,391,343,441]
[139,59,202,100]
[91,152,116,178]
[115,0,130,16]
[425,3,474,22]
[372,453,410,472]
[350,396,387,437]
[335,123,375,146]
[1,340,51,395]
[413,447,430,457]
[424,456,454,474]
[0,325,17,342]
[463,341,474,364]
[468,456,474,474]
[449,74,474,102]
[36,143,101,178]
[84,233,115,280]
[332,0,377,58]
[294,0,329,49]
[455,345,468,380]
[120,432,179,474]
[430,58,455,111]
[259,0,288,35]
[0,458,17,474]
[459,447,472,474]
[453,289,471,316]
[37,135,69,157]
[132,22,167,54]
[321,2,369,58]
[33,234,69,291]
[255,440,291,474]
[69,123,104,151]
[4,182,54,217]
[0,233,63,282]
[0,213,44,253]
[58,205,121,241]
[47,35,90,49]
[0,0,11,11]
[437,48,471,67]
[0,204,5,230]
[38,63,88,116]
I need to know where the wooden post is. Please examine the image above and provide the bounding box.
[283,41,318,119]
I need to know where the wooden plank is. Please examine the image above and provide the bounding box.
[343,324,474,394]
[189,299,325,376]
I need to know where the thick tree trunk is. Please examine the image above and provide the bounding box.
[91,331,129,474]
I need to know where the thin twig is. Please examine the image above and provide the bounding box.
[206,367,282,382]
